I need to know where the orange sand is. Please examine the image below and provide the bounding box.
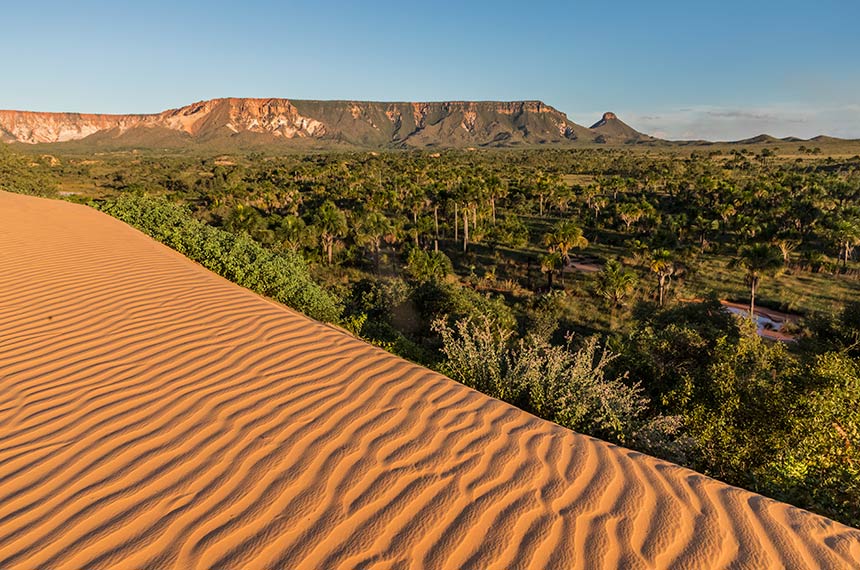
[0,191,858,569]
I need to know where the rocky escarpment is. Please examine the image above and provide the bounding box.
[0,99,655,148]
[0,111,152,144]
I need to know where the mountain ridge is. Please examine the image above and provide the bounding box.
[1,98,854,149]
[0,98,650,148]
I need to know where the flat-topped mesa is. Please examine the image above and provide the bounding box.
[0,98,655,147]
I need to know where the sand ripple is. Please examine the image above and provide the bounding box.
[0,192,858,569]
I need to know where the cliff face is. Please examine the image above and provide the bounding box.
[0,99,653,148]
[0,111,152,144]
[0,99,327,144]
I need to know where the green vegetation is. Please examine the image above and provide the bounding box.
[0,144,58,196]
[2,143,859,527]
[619,299,860,524]
[730,243,786,315]
[95,194,341,323]
[434,317,662,446]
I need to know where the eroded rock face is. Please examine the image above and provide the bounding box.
[0,111,151,143]
[0,99,650,147]
[159,98,327,139]
[0,99,328,143]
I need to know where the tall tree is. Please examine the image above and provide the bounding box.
[354,211,395,272]
[618,202,645,232]
[831,218,860,270]
[224,204,269,242]
[730,244,784,317]
[542,220,588,285]
[540,252,562,289]
[313,200,347,264]
[649,249,675,307]
[595,260,638,307]
[277,215,313,253]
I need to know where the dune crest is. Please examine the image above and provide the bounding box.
[0,191,858,569]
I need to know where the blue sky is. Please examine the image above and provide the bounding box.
[2,0,858,140]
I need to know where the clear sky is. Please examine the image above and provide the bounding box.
[2,0,858,140]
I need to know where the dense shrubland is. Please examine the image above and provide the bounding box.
[0,144,58,196]
[3,144,860,526]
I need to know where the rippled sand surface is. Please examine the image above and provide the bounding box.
[1,191,858,569]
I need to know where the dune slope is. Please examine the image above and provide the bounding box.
[0,191,858,570]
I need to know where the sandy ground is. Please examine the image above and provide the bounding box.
[1,191,858,569]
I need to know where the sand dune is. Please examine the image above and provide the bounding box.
[0,191,858,570]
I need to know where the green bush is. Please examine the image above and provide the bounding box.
[433,316,663,445]
[404,247,453,282]
[94,194,341,323]
[762,352,860,525]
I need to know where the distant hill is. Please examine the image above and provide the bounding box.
[809,135,845,144]
[0,98,656,149]
[589,112,655,143]
[734,134,782,145]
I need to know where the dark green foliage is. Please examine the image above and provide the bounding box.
[619,298,860,525]
[801,301,860,357]
[404,248,452,282]
[769,353,860,524]
[94,194,341,323]
[624,297,741,405]
[412,280,516,332]
[0,145,58,196]
[486,214,529,250]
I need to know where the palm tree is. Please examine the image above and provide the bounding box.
[773,235,800,265]
[540,252,562,289]
[730,244,784,317]
[595,260,638,307]
[404,190,429,247]
[313,201,347,264]
[225,204,269,242]
[277,215,313,253]
[354,211,394,272]
[617,203,645,232]
[831,218,860,269]
[542,220,588,285]
[649,249,675,307]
